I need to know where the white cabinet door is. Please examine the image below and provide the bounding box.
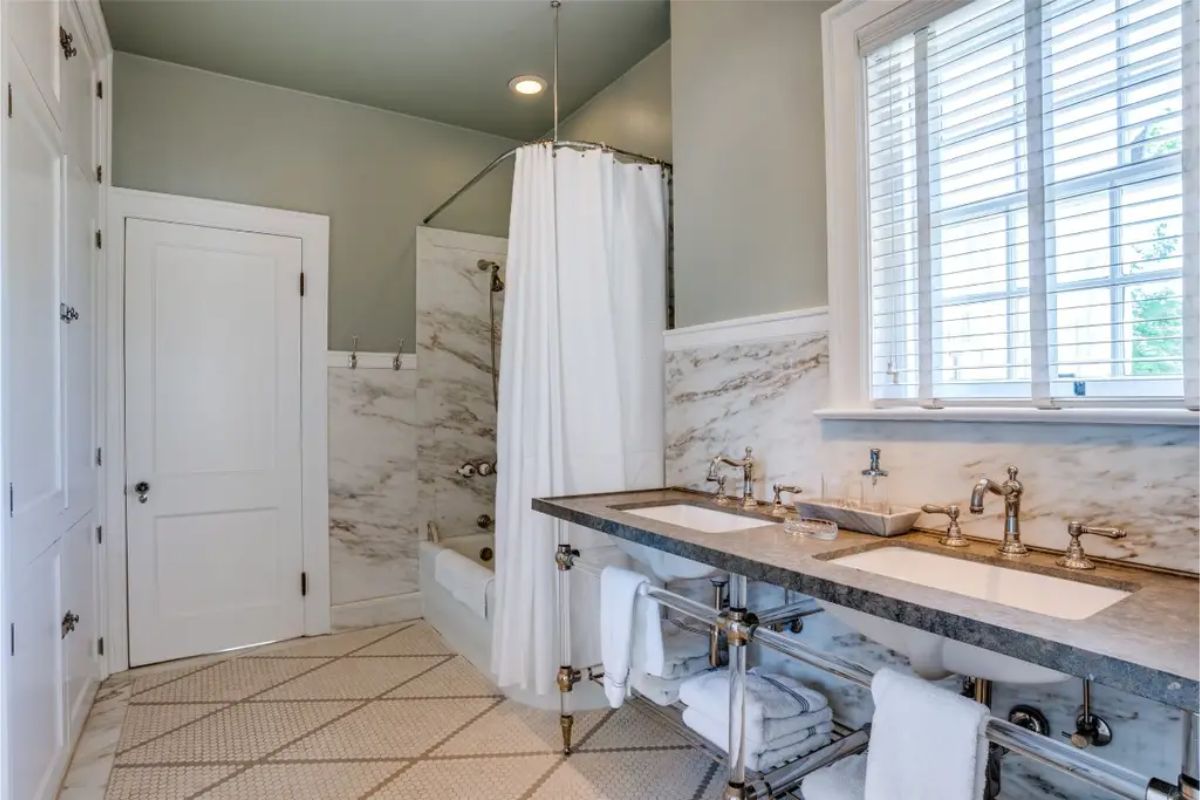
[125,219,305,666]
[3,53,67,569]
[7,540,66,800]
[61,0,96,172]
[61,513,99,741]
[63,136,97,527]
[6,0,65,127]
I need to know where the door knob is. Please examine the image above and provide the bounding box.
[134,481,150,503]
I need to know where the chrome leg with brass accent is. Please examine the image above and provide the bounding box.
[724,574,753,800]
[555,541,578,755]
[709,575,728,668]
[1179,711,1199,800]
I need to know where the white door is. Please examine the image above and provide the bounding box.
[125,218,304,666]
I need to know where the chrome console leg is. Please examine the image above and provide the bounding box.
[555,541,577,755]
[1181,711,1199,800]
[972,678,1003,800]
[724,574,750,800]
[710,575,728,668]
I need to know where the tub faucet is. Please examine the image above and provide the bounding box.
[707,447,757,510]
[970,465,1027,557]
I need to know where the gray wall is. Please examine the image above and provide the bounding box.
[670,1,833,327]
[112,53,518,352]
[557,42,672,162]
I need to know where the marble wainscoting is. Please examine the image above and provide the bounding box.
[415,227,506,541]
[328,364,420,629]
[663,307,1196,799]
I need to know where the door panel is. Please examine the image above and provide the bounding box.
[125,219,304,666]
[61,1,96,170]
[62,512,99,740]
[8,541,65,800]
[64,155,97,527]
[4,53,67,569]
[7,0,64,127]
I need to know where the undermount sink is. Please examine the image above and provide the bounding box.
[615,503,774,580]
[822,546,1133,685]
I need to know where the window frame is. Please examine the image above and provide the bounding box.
[819,0,1199,425]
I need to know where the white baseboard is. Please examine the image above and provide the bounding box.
[330,593,423,630]
[664,306,830,351]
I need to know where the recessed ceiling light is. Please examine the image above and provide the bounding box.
[509,75,547,96]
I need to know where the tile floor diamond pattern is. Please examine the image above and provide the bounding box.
[60,621,724,799]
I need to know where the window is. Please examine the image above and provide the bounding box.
[863,0,1197,409]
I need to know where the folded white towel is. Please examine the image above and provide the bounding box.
[600,566,651,708]
[801,752,867,800]
[680,668,832,742]
[682,706,833,773]
[639,621,711,680]
[433,549,493,619]
[630,671,685,707]
[864,668,990,800]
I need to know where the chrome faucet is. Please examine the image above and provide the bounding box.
[707,447,757,510]
[970,465,1027,557]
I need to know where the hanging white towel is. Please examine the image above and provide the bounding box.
[600,565,650,708]
[681,706,833,773]
[434,549,494,620]
[679,668,832,742]
[864,668,990,800]
[801,752,868,800]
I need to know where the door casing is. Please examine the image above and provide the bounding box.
[103,188,330,673]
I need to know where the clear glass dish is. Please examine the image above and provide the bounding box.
[784,517,839,541]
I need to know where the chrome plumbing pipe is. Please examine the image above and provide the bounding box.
[753,598,822,629]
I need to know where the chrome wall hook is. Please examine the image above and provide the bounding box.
[349,336,359,369]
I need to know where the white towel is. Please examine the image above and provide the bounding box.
[636,616,711,680]
[600,566,650,708]
[801,752,867,800]
[681,706,833,773]
[433,549,493,619]
[864,668,990,800]
[680,668,832,742]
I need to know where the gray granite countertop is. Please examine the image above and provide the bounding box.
[533,487,1200,712]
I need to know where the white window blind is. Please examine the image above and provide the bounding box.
[864,0,1198,408]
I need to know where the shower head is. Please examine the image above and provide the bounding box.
[477,259,505,293]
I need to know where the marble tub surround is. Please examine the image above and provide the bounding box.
[664,322,1200,574]
[415,227,505,541]
[328,366,420,628]
[533,487,1200,711]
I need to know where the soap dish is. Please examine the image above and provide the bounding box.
[792,499,921,538]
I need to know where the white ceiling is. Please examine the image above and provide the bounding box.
[100,0,671,141]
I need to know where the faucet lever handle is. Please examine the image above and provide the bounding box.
[1059,521,1127,570]
[922,504,967,547]
[771,484,802,518]
[921,503,960,521]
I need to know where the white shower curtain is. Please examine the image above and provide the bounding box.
[491,143,668,695]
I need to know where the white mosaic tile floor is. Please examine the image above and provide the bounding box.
[59,621,727,800]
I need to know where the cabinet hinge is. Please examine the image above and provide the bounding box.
[7,483,12,517]
[96,447,103,466]
[301,571,308,597]
[97,637,104,656]
[6,84,11,119]
[9,624,13,656]
[96,164,103,183]
[95,229,102,249]
[96,80,104,99]
[96,525,103,544]
[299,272,305,296]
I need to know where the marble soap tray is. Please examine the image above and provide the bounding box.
[793,499,921,537]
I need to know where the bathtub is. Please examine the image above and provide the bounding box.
[419,533,609,711]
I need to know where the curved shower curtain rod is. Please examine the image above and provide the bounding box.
[422,140,672,226]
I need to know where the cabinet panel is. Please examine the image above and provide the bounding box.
[7,0,65,126]
[65,155,97,526]
[8,541,66,800]
[4,53,68,568]
[61,1,96,169]
[62,513,99,740]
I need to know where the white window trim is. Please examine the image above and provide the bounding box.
[819,0,1199,426]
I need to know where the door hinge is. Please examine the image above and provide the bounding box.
[96,80,104,99]
[96,164,103,183]
[301,571,308,597]
[6,84,11,118]
[96,447,103,466]
[7,483,12,517]
[95,229,102,249]
[299,272,305,296]
[96,525,102,544]
[97,636,104,656]
[9,624,14,656]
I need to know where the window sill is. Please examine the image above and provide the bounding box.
[813,406,1199,426]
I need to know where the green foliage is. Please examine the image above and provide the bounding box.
[1129,222,1181,376]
